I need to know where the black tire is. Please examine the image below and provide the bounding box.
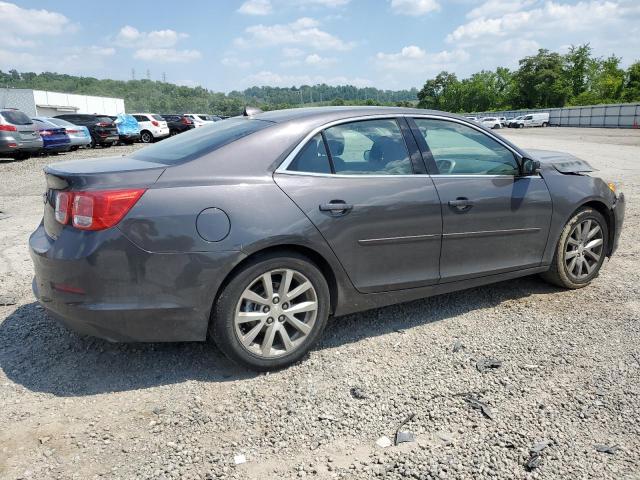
[140,131,154,143]
[210,252,330,371]
[12,152,30,161]
[541,207,608,289]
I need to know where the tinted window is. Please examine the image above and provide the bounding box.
[324,119,412,175]
[288,134,331,174]
[414,118,519,175]
[133,115,147,122]
[1,110,33,125]
[95,116,113,124]
[131,118,272,165]
[48,118,74,127]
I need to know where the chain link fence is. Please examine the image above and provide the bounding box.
[466,102,640,128]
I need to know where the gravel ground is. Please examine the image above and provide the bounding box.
[1,129,639,480]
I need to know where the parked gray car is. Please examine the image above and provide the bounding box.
[0,108,43,160]
[29,107,625,370]
[39,117,92,150]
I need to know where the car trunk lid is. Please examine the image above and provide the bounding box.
[43,156,166,239]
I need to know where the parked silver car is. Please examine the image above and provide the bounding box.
[40,117,92,150]
[0,109,43,160]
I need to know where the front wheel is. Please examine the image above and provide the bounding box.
[541,208,608,289]
[210,252,330,371]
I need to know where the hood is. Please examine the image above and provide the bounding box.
[526,148,595,174]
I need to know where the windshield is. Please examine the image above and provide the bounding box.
[48,118,74,127]
[1,110,33,125]
[131,118,272,165]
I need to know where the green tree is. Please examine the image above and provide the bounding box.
[512,49,571,108]
[623,61,640,101]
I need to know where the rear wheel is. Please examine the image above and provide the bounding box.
[542,122,549,127]
[12,152,30,161]
[140,131,153,143]
[210,252,330,371]
[541,207,608,289]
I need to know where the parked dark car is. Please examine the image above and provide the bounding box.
[161,114,196,136]
[32,118,71,154]
[0,108,43,160]
[30,107,624,371]
[54,114,119,148]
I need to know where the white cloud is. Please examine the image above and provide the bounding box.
[466,0,536,19]
[292,0,350,6]
[282,47,305,57]
[376,45,469,73]
[238,17,354,51]
[242,70,370,88]
[0,46,115,74]
[133,48,202,63]
[115,25,189,48]
[390,0,440,16]
[448,1,639,44]
[0,1,73,36]
[222,56,263,68]
[238,0,272,15]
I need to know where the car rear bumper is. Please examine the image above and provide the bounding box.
[29,222,243,342]
[68,136,92,147]
[610,192,625,256]
[0,136,43,154]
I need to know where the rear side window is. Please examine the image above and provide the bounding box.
[324,119,412,175]
[1,110,33,125]
[131,118,272,165]
[288,134,331,174]
[133,115,147,122]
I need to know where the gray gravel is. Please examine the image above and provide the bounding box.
[1,129,639,479]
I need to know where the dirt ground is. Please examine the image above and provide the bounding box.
[0,128,639,479]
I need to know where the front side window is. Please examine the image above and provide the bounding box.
[414,118,519,175]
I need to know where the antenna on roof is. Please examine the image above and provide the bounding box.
[243,106,262,117]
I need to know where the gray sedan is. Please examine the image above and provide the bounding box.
[29,107,625,370]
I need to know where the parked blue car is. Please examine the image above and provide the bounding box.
[42,117,92,151]
[31,118,71,154]
[111,114,140,144]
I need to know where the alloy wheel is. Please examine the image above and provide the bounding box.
[565,219,604,280]
[234,269,318,358]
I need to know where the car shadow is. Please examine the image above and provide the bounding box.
[0,276,561,397]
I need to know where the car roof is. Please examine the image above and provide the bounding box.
[251,106,464,126]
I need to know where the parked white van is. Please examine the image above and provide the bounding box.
[522,112,550,127]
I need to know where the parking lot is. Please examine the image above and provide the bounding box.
[0,128,639,479]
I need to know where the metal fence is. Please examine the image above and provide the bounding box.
[467,102,640,128]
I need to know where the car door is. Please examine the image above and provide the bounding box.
[274,117,442,293]
[410,116,552,282]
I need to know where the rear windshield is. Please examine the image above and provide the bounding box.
[1,110,33,125]
[96,116,113,124]
[152,114,164,121]
[131,118,272,165]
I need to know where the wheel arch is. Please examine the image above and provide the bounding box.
[211,243,340,320]
[572,199,615,256]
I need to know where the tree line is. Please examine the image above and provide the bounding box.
[0,69,417,115]
[417,45,640,113]
[1,44,638,115]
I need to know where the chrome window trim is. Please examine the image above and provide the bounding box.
[275,113,525,177]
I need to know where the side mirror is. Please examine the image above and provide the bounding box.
[521,157,541,176]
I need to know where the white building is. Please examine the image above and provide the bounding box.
[0,88,125,117]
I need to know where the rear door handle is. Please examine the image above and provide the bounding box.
[448,198,474,211]
[319,201,353,214]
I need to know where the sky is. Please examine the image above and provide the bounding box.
[1,0,639,92]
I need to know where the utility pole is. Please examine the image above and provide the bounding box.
[162,72,166,83]
[146,69,151,80]
[300,90,303,105]
[131,68,135,80]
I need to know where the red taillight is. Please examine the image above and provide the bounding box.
[151,120,159,127]
[180,117,192,125]
[66,129,79,134]
[0,124,18,132]
[40,129,53,136]
[54,189,146,230]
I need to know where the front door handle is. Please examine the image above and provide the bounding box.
[448,197,474,212]
[319,200,353,215]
